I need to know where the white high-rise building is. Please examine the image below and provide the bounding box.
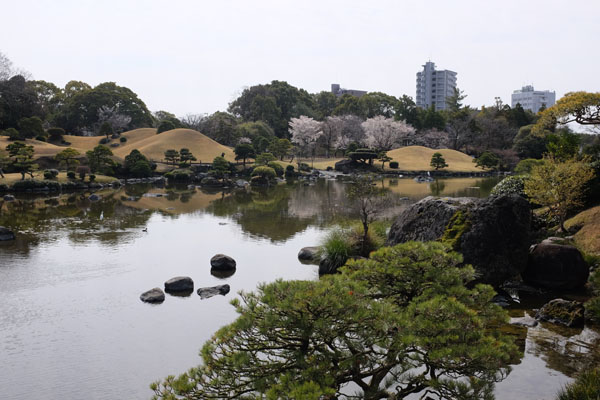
[511,85,555,113]
[416,61,457,111]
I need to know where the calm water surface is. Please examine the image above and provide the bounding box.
[0,177,597,400]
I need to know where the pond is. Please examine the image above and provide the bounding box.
[0,176,597,400]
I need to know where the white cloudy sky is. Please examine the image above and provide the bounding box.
[2,0,598,117]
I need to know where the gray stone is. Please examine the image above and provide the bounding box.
[3,195,15,201]
[88,194,101,202]
[510,315,539,327]
[210,254,236,271]
[140,287,165,303]
[523,242,589,290]
[0,226,16,241]
[387,194,531,286]
[164,276,194,292]
[298,246,319,262]
[197,284,230,299]
[536,298,585,327]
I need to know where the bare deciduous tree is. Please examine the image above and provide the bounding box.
[181,113,207,131]
[96,105,132,134]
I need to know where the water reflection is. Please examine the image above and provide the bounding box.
[0,177,500,249]
[0,176,596,400]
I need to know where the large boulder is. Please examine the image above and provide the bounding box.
[387,194,531,286]
[164,276,194,293]
[523,242,589,290]
[387,196,475,243]
[0,226,15,241]
[536,298,585,327]
[140,287,165,303]
[211,254,236,271]
[197,284,230,299]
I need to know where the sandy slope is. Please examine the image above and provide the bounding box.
[1,128,235,162]
[386,146,481,172]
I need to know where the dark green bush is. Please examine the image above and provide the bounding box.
[6,128,21,140]
[267,162,284,177]
[99,138,110,145]
[89,174,96,182]
[36,135,47,142]
[165,168,193,181]
[47,127,65,142]
[120,136,127,143]
[299,162,311,172]
[67,171,76,179]
[43,169,59,180]
[0,184,8,192]
[389,161,399,169]
[157,120,176,134]
[251,166,276,179]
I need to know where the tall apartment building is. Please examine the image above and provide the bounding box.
[331,83,367,98]
[416,61,457,111]
[511,85,555,113]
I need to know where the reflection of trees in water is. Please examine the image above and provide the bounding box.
[429,180,446,196]
[0,190,152,253]
[526,325,600,377]
[209,185,313,242]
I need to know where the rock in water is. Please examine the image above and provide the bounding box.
[88,194,101,202]
[523,242,589,290]
[210,254,236,271]
[510,315,539,327]
[536,299,585,327]
[0,226,15,241]
[298,246,319,263]
[164,276,194,293]
[387,195,531,286]
[140,288,165,303]
[197,284,230,299]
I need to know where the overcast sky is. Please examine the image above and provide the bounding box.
[2,0,598,117]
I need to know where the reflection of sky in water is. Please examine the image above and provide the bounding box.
[1,177,594,400]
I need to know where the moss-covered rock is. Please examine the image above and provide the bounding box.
[441,210,471,250]
[536,298,585,327]
[388,194,531,286]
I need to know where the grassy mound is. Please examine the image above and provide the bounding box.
[565,205,600,256]
[1,128,235,163]
[114,129,235,162]
[386,146,480,172]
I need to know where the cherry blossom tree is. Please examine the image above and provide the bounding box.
[320,116,343,158]
[362,116,415,151]
[289,116,322,167]
[412,128,450,149]
[334,115,366,155]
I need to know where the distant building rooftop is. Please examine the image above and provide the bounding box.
[331,83,367,98]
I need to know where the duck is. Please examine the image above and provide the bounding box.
[142,227,148,232]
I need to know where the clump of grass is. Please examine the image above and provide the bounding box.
[556,367,600,400]
[317,228,353,273]
[318,221,391,273]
